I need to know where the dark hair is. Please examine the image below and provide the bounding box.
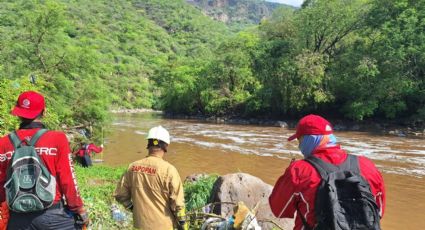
[18,110,45,129]
[146,139,168,152]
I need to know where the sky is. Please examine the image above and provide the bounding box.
[266,0,304,7]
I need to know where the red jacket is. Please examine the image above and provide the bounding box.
[0,127,84,213]
[269,145,385,230]
[76,143,103,157]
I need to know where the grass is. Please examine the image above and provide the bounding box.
[75,165,133,230]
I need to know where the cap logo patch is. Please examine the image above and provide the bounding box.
[325,124,332,131]
[22,99,31,108]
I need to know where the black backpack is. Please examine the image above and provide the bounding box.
[5,129,56,212]
[301,154,381,230]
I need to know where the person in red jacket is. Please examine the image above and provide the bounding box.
[269,114,385,230]
[0,91,89,229]
[75,143,103,167]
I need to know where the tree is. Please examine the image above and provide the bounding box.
[296,0,370,58]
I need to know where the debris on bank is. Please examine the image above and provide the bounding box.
[185,173,295,230]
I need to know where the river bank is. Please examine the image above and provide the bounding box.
[108,109,425,138]
[76,164,292,230]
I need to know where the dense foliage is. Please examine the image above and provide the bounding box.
[0,0,229,136]
[162,0,425,124]
[184,175,218,211]
[1,0,424,134]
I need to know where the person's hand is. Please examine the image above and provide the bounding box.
[75,208,90,227]
[177,220,188,230]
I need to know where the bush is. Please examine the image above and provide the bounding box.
[75,165,133,230]
[184,175,218,211]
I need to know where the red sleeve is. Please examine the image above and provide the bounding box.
[0,136,11,203]
[269,163,298,218]
[358,156,386,218]
[88,143,103,154]
[76,149,85,157]
[55,132,84,212]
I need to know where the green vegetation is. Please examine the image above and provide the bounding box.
[0,0,229,137]
[76,165,132,229]
[1,0,424,139]
[184,175,218,211]
[162,0,425,124]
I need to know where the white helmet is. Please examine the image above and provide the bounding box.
[146,126,170,144]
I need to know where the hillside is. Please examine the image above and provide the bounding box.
[2,0,424,136]
[187,0,293,30]
[0,0,231,134]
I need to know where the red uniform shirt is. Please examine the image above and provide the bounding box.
[269,145,386,230]
[76,143,103,157]
[0,127,84,213]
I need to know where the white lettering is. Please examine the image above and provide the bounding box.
[36,147,57,156]
[0,147,58,162]
[0,151,13,162]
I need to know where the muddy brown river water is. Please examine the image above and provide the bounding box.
[102,113,425,230]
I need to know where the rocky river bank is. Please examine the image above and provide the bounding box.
[108,109,425,138]
[164,113,425,139]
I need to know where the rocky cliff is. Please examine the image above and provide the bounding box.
[186,0,293,30]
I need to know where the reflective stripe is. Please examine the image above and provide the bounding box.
[376,192,383,217]
[278,192,310,229]
[299,192,310,230]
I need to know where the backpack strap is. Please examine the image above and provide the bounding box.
[29,129,48,146]
[338,154,360,174]
[305,154,360,179]
[8,129,48,149]
[8,131,24,150]
[305,156,338,179]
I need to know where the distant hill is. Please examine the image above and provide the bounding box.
[186,0,294,30]
[0,0,231,110]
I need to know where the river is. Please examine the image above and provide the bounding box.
[102,113,425,230]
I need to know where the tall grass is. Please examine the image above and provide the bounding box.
[75,165,133,230]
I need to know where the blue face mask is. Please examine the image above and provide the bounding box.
[299,135,323,157]
[299,134,338,157]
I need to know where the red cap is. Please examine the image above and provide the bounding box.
[11,91,45,119]
[287,114,333,141]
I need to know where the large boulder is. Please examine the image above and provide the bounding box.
[209,173,294,230]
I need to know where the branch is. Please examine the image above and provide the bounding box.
[257,219,285,230]
[188,201,237,214]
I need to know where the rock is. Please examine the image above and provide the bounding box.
[217,118,225,124]
[227,119,250,125]
[206,116,216,122]
[350,124,360,131]
[185,173,208,183]
[209,173,294,230]
[276,121,288,128]
[333,124,347,131]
